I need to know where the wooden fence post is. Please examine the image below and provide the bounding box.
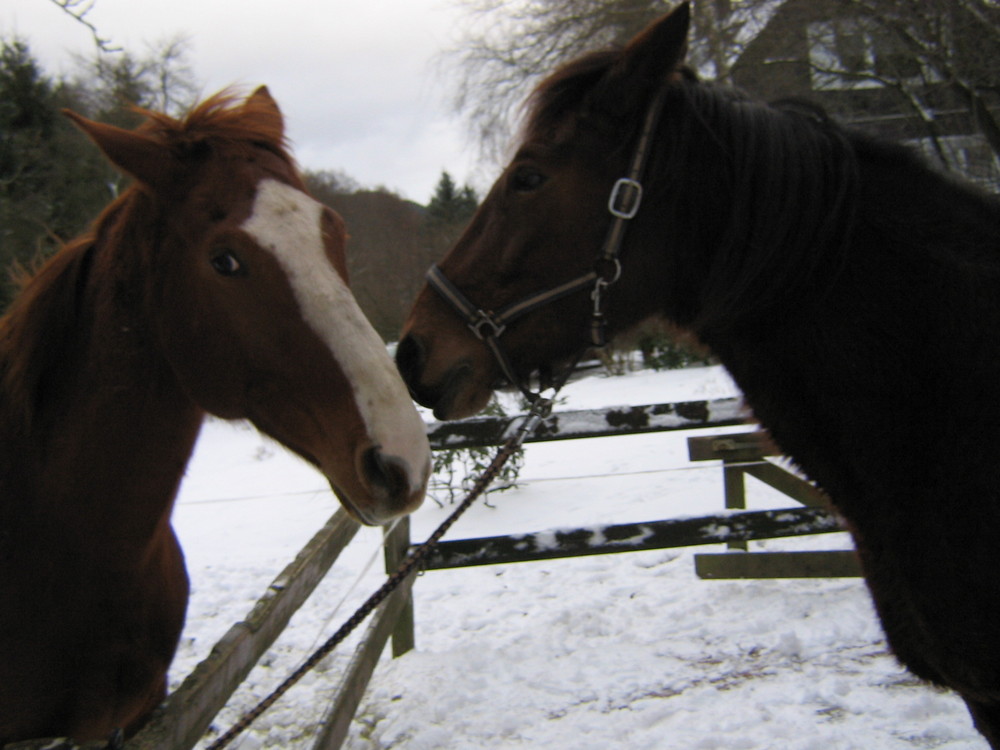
[382,517,415,657]
[687,432,861,579]
[722,460,748,551]
[310,575,416,750]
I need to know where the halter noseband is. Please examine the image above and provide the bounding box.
[425,81,669,403]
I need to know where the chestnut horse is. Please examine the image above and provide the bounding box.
[397,4,1000,746]
[0,88,430,745]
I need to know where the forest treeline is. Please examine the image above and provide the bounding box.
[0,36,476,339]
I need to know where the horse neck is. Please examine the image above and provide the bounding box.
[691,131,1000,517]
[1,211,203,547]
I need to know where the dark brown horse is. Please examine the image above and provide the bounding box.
[397,4,1000,745]
[0,88,430,745]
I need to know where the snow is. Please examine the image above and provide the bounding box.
[169,365,986,749]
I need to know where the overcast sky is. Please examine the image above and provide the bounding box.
[2,0,489,204]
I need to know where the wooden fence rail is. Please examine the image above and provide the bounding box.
[686,431,862,579]
[415,507,844,570]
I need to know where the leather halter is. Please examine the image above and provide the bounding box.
[426,80,669,403]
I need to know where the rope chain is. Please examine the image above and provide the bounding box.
[204,397,553,750]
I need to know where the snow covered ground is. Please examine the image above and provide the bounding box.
[169,365,987,749]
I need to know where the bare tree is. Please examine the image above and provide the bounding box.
[734,0,1000,180]
[842,0,1000,158]
[144,35,199,115]
[446,0,779,160]
[71,34,200,124]
[449,0,668,160]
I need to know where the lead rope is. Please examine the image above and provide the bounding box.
[204,392,557,750]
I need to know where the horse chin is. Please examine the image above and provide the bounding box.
[331,485,380,526]
[447,387,494,421]
[419,362,491,421]
[324,445,428,527]
[330,480,425,527]
[428,371,494,420]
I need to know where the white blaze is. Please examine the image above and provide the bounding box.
[241,179,430,492]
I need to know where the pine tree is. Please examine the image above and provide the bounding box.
[0,38,110,309]
[426,171,477,228]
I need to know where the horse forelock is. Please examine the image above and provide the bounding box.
[521,49,696,156]
[519,50,628,154]
[136,89,296,172]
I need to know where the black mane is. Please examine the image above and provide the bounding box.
[657,79,1000,335]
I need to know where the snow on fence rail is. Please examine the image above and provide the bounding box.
[5,398,854,750]
[424,396,747,449]
[416,507,844,570]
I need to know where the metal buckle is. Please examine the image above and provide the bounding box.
[468,311,506,340]
[608,177,643,219]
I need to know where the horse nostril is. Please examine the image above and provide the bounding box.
[361,447,409,504]
[395,334,425,392]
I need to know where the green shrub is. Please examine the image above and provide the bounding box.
[429,396,525,507]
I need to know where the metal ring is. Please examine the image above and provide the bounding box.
[468,312,506,341]
[608,177,643,219]
[594,256,622,285]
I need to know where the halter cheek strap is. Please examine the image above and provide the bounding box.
[425,80,670,403]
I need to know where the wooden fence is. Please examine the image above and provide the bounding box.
[7,397,859,750]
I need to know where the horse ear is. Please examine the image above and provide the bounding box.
[63,110,177,192]
[600,2,691,109]
[246,85,286,137]
[248,85,280,113]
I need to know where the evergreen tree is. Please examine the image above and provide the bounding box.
[426,171,477,228]
[423,171,478,266]
[0,38,109,309]
[0,34,202,311]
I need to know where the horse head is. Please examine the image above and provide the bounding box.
[66,88,430,525]
[397,5,691,420]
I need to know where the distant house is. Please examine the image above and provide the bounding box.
[729,0,1000,191]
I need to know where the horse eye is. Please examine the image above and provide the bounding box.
[210,251,244,277]
[511,166,547,193]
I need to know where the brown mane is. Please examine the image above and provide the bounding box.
[136,88,294,163]
[0,239,97,433]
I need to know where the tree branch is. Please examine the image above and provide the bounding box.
[47,0,121,53]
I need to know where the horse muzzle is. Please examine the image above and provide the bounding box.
[396,333,493,421]
[330,443,429,526]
